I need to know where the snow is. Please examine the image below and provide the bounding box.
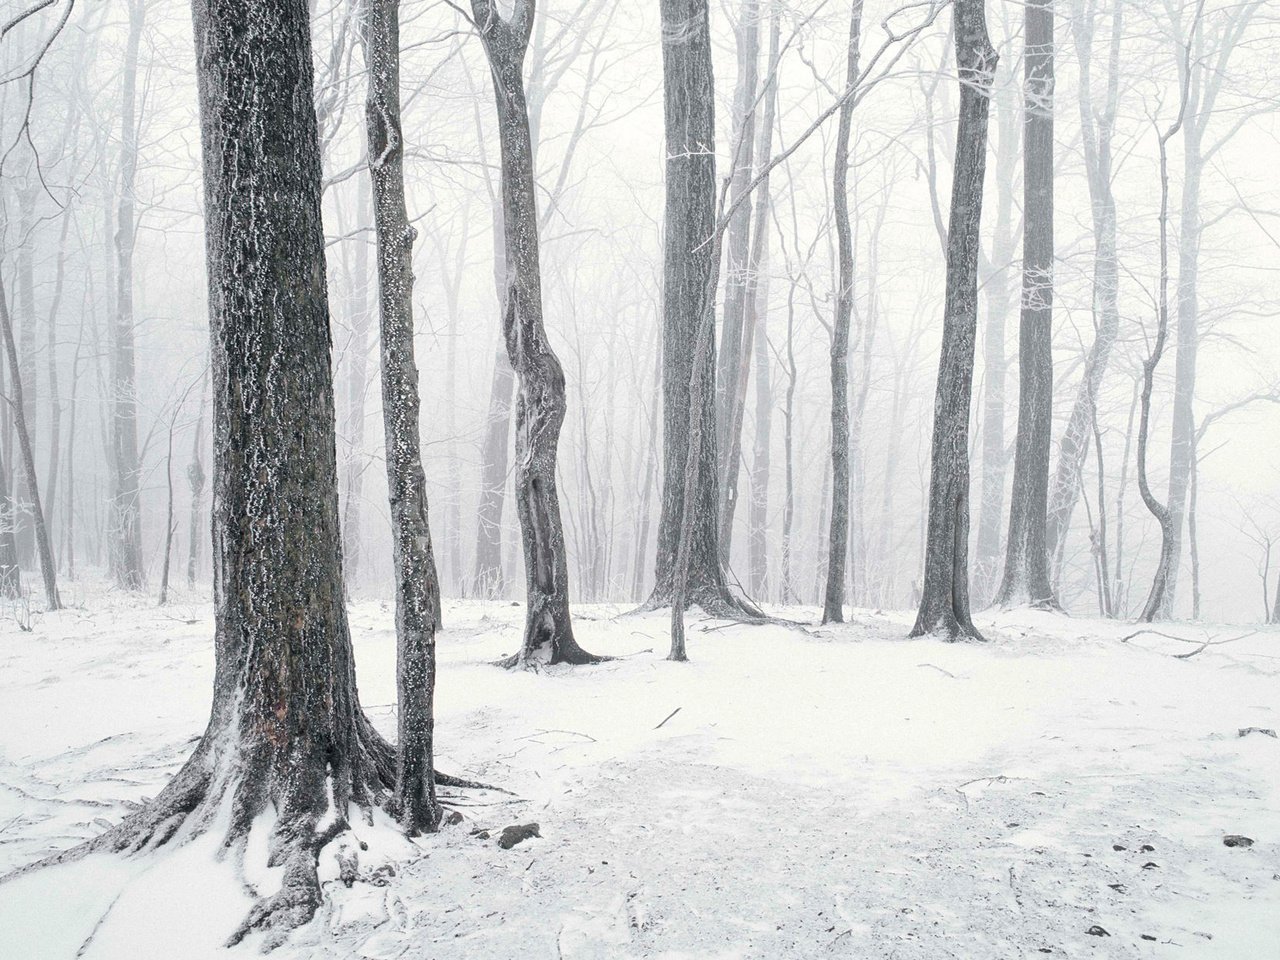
[1,586,1278,958]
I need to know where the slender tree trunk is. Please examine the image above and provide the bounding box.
[472,0,601,665]
[340,176,373,590]
[910,0,997,641]
[972,73,1017,603]
[995,0,1055,609]
[109,0,146,591]
[0,275,59,610]
[1047,0,1123,585]
[157,415,176,606]
[822,0,864,624]
[14,182,36,568]
[43,212,73,553]
[0,439,18,599]
[364,0,444,830]
[715,0,761,560]
[186,377,207,588]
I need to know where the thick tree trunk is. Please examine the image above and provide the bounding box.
[364,0,444,831]
[0,275,59,611]
[10,0,483,941]
[650,0,753,617]
[822,0,863,625]
[109,0,146,592]
[472,0,601,666]
[1046,0,1123,584]
[995,0,1056,609]
[910,0,997,641]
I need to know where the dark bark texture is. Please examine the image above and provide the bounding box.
[364,0,443,834]
[910,0,997,641]
[650,0,753,617]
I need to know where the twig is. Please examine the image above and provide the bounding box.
[654,707,682,730]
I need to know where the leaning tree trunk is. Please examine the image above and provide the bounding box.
[472,0,601,666]
[650,0,755,617]
[0,274,59,611]
[364,0,444,831]
[910,0,997,641]
[15,2,447,943]
[994,0,1056,609]
[821,0,863,625]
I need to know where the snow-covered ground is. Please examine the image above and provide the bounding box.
[1,587,1277,958]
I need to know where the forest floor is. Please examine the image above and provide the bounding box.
[0,586,1277,959]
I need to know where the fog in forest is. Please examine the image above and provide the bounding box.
[1,0,1277,627]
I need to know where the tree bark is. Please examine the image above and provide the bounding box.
[971,70,1017,604]
[714,0,761,560]
[0,273,59,611]
[650,0,752,617]
[472,0,602,666]
[1046,0,1123,583]
[995,0,1056,609]
[364,0,444,832]
[108,0,147,592]
[910,0,997,641]
[822,0,864,624]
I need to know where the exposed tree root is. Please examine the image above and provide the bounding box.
[0,720,503,950]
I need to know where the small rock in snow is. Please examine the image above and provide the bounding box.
[1141,934,1157,942]
[498,822,541,849]
[444,809,464,826]
[1141,862,1159,869]
[1140,844,1155,852]
[1222,835,1254,848]
[1085,925,1110,937]
[1112,844,1126,851]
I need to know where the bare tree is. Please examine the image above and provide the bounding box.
[910,0,997,641]
[471,0,603,665]
[822,0,864,625]
[995,0,1056,609]
[108,0,145,591]
[364,0,444,830]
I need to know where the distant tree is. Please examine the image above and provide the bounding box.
[995,0,1056,609]
[822,0,864,625]
[910,0,998,640]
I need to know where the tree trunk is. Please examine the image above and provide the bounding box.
[910,0,997,641]
[109,0,146,592]
[650,0,752,617]
[364,0,444,831]
[14,182,36,568]
[995,0,1056,609]
[1046,0,1123,582]
[971,71,1017,604]
[822,0,864,624]
[37,2,422,942]
[0,274,59,610]
[714,0,761,560]
[472,0,601,666]
[0,438,18,599]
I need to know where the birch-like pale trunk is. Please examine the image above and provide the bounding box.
[822,0,864,624]
[995,0,1056,609]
